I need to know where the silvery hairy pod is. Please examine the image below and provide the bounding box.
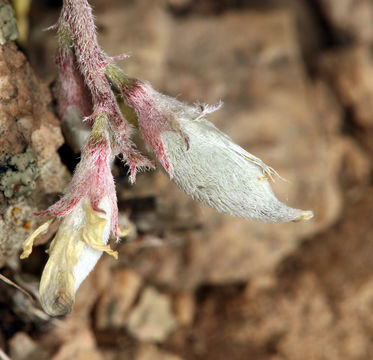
[122,80,313,223]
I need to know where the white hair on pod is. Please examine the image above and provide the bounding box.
[161,118,313,222]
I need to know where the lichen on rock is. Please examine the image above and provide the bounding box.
[0,0,19,45]
[0,147,39,198]
[0,40,68,266]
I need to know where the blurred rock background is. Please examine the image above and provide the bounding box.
[1,0,373,359]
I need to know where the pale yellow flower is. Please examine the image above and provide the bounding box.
[21,197,117,316]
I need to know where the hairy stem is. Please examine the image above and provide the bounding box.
[60,0,128,139]
[57,0,152,178]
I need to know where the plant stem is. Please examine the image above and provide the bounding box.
[57,0,152,178]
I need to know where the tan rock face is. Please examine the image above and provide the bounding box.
[168,190,373,360]
[135,344,183,360]
[9,332,48,360]
[95,268,142,330]
[319,46,373,129]
[318,0,373,43]
[0,42,68,266]
[97,2,171,85]
[126,287,178,343]
[318,46,373,156]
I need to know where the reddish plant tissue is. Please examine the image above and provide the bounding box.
[21,0,313,316]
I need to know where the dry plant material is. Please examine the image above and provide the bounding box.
[0,273,34,301]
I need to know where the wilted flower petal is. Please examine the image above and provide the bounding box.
[20,219,54,260]
[38,197,116,316]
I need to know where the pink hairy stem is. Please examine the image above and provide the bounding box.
[60,0,126,133]
[36,134,119,237]
[55,40,92,121]
[59,0,150,177]
[121,81,175,175]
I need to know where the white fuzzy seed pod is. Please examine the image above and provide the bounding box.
[161,118,313,222]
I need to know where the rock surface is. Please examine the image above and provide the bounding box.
[165,190,373,360]
[0,0,19,45]
[0,41,69,267]
[318,0,373,43]
[95,268,142,330]
[135,344,183,360]
[126,287,178,343]
[318,46,373,156]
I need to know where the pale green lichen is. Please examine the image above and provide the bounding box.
[0,147,39,198]
[0,1,19,45]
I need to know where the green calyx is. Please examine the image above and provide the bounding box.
[116,96,138,128]
[91,113,108,140]
[57,24,73,49]
[105,65,139,128]
[105,64,135,89]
